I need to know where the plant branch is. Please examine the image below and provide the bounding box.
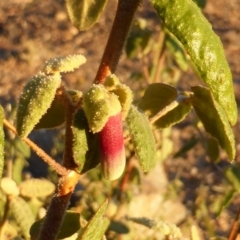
[94,0,141,84]
[228,205,240,240]
[56,86,79,169]
[149,94,191,124]
[3,119,68,176]
[37,170,80,240]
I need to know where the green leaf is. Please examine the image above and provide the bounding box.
[138,83,177,117]
[0,106,4,179]
[77,199,110,240]
[126,105,156,172]
[224,165,240,193]
[192,0,206,8]
[34,97,65,130]
[19,178,55,198]
[151,0,237,125]
[11,196,35,240]
[154,100,192,129]
[13,138,30,158]
[30,211,81,240]
[191,86,235,161]
[207,136,220,162]
[109,220,129,234]
[66,0,107,31]
[72,109,100,173]
[165,31,189,71]
[126,18,152,59]
[16,72,61,137]
[42,54,86,74]
[173,137,198,158]
[212,189,235,217]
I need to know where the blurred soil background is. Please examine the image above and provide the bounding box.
[0,0,240,239]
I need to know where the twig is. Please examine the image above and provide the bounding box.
[94,0,141,84]
[228,205,240,240]
[149,94,191,124]
[57,86,79,169]
[3,119,68,176]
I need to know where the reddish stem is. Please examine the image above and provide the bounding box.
[94,0,141,84]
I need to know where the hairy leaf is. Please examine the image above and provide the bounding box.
[66,0,107,31]
[42,54,86,74]
[224,165,240,193]
[191,86,235,161]
[126,105,156,172]
[11,197,35,240]
[138,83,177,117]
[30,211,81,240]
[34,97,65,130]
[154,101,192,129]
[72,109,100,173]
[165,31,189,71]
[151,0,237,125]
[16,72,61,137]
[0,106,4,178]
[207,136,220,162]
[77,199,109,240]
[19,178,55,198]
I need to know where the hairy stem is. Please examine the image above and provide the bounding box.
[94,0,141,84]
[37,171,80,240]
[57,87,79,169]
[3,119,68,176]
[149,94,192,124]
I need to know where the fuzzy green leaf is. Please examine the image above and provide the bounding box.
[42,54,86,74]
[154,101,192,129]
[16,72,61,137]
[151,0,237,125]
[34,97,65,130]
[30,211,81,240]
[125,18,152,59]
[0,106,4,179]
[224,165,240,193]
[72,109,100,173]
[19,179,55,198]
[207,136,220,162]
[126,105,156,172]
[173,137,198,158]
[11,197,35,240]
[77,199,109,240]
[138,83,177,118]
[13,138,30,158]
[165,31,189,71]
[66,0,107,31]
[191,86,235,161]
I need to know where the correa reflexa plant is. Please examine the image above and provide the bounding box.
[0,0,238,239]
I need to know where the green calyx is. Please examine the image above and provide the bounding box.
[104,74,133,119]
[83,84,121,133]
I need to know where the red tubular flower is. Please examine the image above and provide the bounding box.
[99,112,125,180]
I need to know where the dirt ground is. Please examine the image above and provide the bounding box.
[0,0,240,239]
